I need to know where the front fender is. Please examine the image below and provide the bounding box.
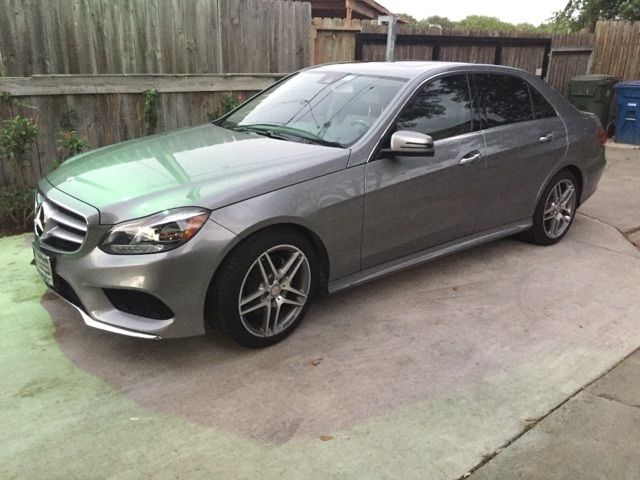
[209,167,366,282]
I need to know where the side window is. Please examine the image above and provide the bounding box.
[530,86,557,119]
[475,74,533,128]
[396,75,473,141]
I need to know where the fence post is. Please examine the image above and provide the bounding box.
[377,15,397,62]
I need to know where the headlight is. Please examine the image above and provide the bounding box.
[100,207,210,255]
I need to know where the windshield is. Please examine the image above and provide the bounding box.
[218,71,407,147]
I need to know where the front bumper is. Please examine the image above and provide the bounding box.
[49,288,163,339]
[34,215,238,339]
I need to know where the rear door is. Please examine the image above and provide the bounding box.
[473,73,568,231]
[361,73,486,269]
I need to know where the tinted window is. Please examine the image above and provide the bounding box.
[396,75,473,141]
[475,74,533,128]
[530,86,557,119]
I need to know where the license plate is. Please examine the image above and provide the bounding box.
[33,247,54,286]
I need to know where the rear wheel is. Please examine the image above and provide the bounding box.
[520,170,579,246]
[206,228,318,348]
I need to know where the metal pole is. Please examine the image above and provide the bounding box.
[386,16,397,61]
[377,15,397,62]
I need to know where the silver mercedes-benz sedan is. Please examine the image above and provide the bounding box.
[33,62,606,347]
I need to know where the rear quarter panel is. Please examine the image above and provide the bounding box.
[527,75,606,205]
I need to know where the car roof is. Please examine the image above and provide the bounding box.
[308,61,526,80]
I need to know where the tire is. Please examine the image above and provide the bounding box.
[206,228,319,348]
[520,170,579,246]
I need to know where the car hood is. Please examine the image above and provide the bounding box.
[46,123,350,224]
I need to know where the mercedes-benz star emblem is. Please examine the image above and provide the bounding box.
[34,201,49,239]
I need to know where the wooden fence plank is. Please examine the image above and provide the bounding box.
[592,20,640,80]
[0,74,280,188]
[0,74,286,96]
[0,0,310,76]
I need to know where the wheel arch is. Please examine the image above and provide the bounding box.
[562,165,584,206]
[274,222,331,294]
[535,164,585,211]
[207,221,331,309]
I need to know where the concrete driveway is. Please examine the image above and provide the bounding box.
[2,145,639,479]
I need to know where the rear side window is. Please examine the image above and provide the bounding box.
[396,74,473,141]
[474,74,533,128]
[530,87,557,119]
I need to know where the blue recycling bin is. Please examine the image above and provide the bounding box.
[615,81,640,145]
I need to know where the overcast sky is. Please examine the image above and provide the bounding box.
[381,0,569,25]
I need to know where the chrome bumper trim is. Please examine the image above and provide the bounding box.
[51,290,163,340]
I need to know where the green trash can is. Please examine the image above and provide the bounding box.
[568,74,618,128]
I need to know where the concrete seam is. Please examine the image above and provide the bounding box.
[458,344,640,480]
[577,212,640,251]
[567,237,640,259]
[596,393,640,410]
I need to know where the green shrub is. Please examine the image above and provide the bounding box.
[143,89,159,135]
[0,115,39,187]
[0,186,35,231]
[0,115,39,232]
[57,130,88,165]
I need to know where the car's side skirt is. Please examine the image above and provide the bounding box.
[328,219,532,294]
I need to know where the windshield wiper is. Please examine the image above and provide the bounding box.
[234,124,342,148]
[232,125,291,141]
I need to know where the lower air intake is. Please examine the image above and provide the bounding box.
[103,289,174,320]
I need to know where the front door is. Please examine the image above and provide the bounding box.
[361,74,486,269]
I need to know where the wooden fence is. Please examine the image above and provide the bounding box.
[592,21,640,81]
[0,0,312,76]
[0,0,310,227]
[1,6,636,224]
[0,74,281,189]
[311,18,595,96]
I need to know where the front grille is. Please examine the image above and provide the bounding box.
[34,192,88,253]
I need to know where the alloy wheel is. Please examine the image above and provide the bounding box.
[238,244,311,337]
[543,179,576,239]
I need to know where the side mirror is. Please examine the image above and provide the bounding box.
[383,131,435,157]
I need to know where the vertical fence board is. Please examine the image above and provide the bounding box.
[593,21,640,81]
[0,0,311,75]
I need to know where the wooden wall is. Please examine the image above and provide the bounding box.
[0,74,281,189]
[547,33,595,96]
[592,21,640,81]
[0,0,312,76]
[0,0,311,228]
[312,17,362,64]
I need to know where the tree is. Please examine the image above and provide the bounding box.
[393,12,418,24]
[456,15,516,31]
[552,0,640,32]
[422,15,456,29]
[392,12,563,33]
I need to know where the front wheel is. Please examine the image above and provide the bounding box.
[206,229,319,348]
[520,170,579,246]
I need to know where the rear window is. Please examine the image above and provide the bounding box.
[530,86,557,119]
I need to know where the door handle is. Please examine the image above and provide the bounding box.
[459,151,481,165]
[539,133,554,143]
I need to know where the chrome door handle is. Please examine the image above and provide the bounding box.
[459,151,481,165]
[539,133,554,143]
